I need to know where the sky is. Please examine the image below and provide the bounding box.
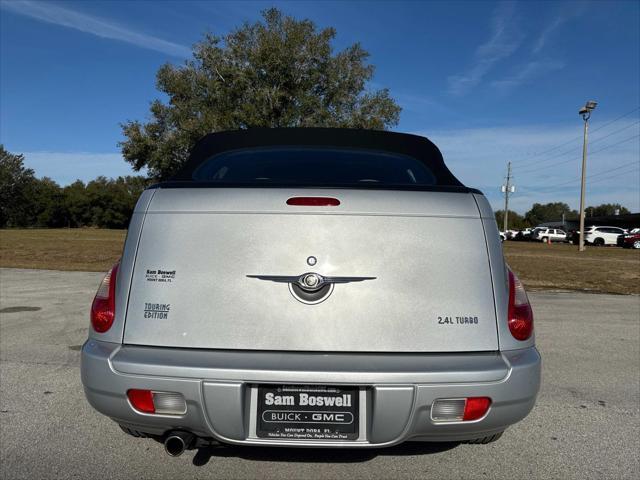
[1,0,639,213]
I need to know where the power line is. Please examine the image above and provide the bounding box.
[542,160,640,189]
[589,133,639,155]
[511,106,640,168]
[515,133,640,176]
[514,122,640,174]
[589,120,639,145]
[586,167,640,186]
[518,166,639,192]
[572,160,638,182]
[591,106,640,133]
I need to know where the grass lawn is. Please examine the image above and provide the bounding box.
[0,229,127,272]
[1,229,638,294]
[502,241,639,295]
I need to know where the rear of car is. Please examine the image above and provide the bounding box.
[81,129,540,455]
[537,228,567,243]
[618,231,640,248]
[530,228,544,241]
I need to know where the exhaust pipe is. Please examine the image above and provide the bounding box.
[164,431,195,457]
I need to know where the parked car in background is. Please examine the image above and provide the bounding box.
[532,228,567,243]
[617,229,640,249]
[81,128,540,456]
[530,227,543,240]
[567,229,579,245]
[583,226,627,246]
[520,228,533,238]
[512,229,533,241]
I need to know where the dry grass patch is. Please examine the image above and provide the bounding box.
[0,229,126,272]
[503,241,639,295]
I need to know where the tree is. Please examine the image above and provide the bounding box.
[32,177,66,227]
[494,210,528,230]
[0,145,148,229]
[120,8,401,179]
[63,180,91,227]
[524,202,578,227]
[84,176,149,228]
[585,203,631,217]
[0,145,38,227]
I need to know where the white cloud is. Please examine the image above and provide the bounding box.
[491,59,565,91]
[21,151,145,185]
[1,1,191,57]
[532,2,587,54]
[414,120,640,213]
[447,2,524,96]
[532,16,566,55]
[391,91,459,117]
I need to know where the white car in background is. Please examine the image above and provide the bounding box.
[533,228,567,243]
[583,226,627,246]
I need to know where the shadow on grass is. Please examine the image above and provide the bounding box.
[192,441,460,466]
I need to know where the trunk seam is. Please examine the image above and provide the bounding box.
[121,189,157,343]
[472,194,501,351]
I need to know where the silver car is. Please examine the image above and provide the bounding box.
[81,128,540,456]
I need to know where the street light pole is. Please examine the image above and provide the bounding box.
[578,100,597,252]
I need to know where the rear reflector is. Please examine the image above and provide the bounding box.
[127,389,187,415]
[286,197,340,206]
[431,397,492,422]
[127,389,155,414]
[463,397,492,421]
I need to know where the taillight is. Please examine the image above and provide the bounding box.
[286,197,340,206]
[507,268,533,341]
[91,262,119,333]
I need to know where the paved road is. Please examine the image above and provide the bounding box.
[1,268,638,479]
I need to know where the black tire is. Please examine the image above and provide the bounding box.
[465,432,504,444]
[541,237,548,243]
[633,240,640,249]
[594,238,605,246]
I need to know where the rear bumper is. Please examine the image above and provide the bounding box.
[81,341,541,447]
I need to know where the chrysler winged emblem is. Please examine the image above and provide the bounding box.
[246,272,376,291]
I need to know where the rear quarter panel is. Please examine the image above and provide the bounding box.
[473,194,535,351]
[88,189,156,344]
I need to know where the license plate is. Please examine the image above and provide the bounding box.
[256,385,359,440]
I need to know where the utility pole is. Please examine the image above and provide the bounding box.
[578,100,597,252]
[502,161,513,233]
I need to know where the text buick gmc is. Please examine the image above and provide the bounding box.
[81,128,540,456]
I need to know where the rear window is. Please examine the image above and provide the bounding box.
[192,147,437,187]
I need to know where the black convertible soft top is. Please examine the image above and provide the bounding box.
[157,128,474,192]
